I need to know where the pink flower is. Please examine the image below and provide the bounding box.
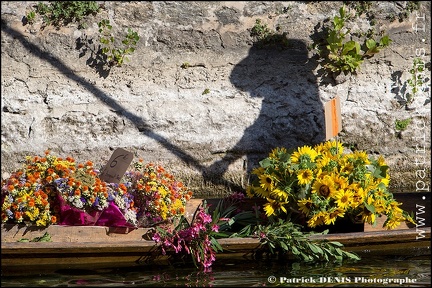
[211,224,219,232]
[152,233,161,242]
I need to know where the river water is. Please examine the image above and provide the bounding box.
[1,246,430,287]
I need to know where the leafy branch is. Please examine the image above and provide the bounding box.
[231,217,360,263]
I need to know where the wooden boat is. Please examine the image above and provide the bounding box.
[1,193,430,275]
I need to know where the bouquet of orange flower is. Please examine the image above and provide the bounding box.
[1,151,192,228]
[0,150,122,226]
[246,140,416,230]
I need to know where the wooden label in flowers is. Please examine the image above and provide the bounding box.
[99,148,134,183]
[324,95,342,140]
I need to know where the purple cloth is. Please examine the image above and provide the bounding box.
[56,194,135,228]
[95,202,135,228]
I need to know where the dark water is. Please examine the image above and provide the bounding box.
[1,248,430,287]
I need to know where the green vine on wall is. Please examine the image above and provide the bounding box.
[30,1,100,28]
[312,5,391,78]
[250,19,289,49]
[98,19,140,67]
[23,1,140,73]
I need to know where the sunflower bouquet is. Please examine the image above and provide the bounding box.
[246,140,416,230]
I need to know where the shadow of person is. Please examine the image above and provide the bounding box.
[203,39,325,193]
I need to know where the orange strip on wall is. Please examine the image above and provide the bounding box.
[331,98,338,137]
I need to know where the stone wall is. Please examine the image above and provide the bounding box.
[1,1,430,196]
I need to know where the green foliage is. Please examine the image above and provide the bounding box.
[208,193,361,264]
[34,1,100,27]
[246,218,360,262]
[250,19,289,48]
[344,1,376,25]
[393,57,430,108]
[316,5,391,76]
[18,232,51,242]
[202,88,210,95]
[395,118,411,131]
[344,1,373,17]
[405,58,430,105]
[181,62,190,69]
[98,19,140,67]
[399,1,421,22]
[25,10,36,25]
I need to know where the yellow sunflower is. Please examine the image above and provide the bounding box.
[388,200,404,215]
[270,188,289,202]
[307,211,326,228]
[252,166,265,176]
[331,173,349,190]
[246,185,255,198]
[268,147,287,159]
[290,145,318,164]
[324,208,345,225]
[350,186,365,209]
[353,150,371,165]
[323,139,344,157]
[374,199,388,214]
[334,189,354,210]
[263,198,288,217]
[312,175,335,198]
[251,185,270,199]
[258,173,274,191]
[316,154,331,170]
[339,159,354,175]
[297,198,313,216]
[384,214,403,230]
[377,155,387,166]
[359,209,376,225]
[297,169,314,185]
[377,172,390,187]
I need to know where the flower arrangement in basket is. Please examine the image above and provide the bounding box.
[246,140,416,230]
[1,150,193,228]
[120,159,193,227]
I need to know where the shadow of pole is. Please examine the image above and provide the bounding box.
[1,24,325,195]
[1,22,206,175]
